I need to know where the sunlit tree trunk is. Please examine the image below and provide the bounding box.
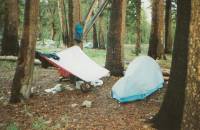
[105,0,126,76]
[1,0,19,56]
[182,0,200,129]
[68,0,82,48]
[148,0,165,59]
[98,0,105,49]
[10,0,39,103]
[165,0,173,54]
[135,0,141,55]
[153,0,191,129]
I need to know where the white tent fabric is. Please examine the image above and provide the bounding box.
[46,46,109,82]
[112,56,164,103]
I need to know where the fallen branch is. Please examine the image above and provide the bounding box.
[0,56,41,65]
[162,69,170,76]
[164,76,169,81]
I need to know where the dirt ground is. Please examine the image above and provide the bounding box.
[0,62,166,130]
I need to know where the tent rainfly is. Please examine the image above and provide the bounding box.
[41,46,109,82]
[112,56,164,103]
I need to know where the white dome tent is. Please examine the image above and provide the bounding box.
[112,56,164,103]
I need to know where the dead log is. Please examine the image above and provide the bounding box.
[0,56,41,65]
[164,76,169,81]
[162,68,170,76]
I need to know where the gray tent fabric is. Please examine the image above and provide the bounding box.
[112,56,164,103]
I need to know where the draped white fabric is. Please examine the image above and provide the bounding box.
[47,46,109,82]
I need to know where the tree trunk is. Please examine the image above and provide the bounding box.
[51,22,56,41]
[93,21,98,48]
[148,0,165,59]
[10,0,39,103]
[182,0,200,129]
[98,0,105,49]
[165,0,173,54]
[153,0,191,129]
[58,0,69,46]
[135,0,141,56]
[0,0,5,35]
[1,0,19,56]
[68,0,82,48]
[105,0,126,76]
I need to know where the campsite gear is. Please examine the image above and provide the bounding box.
[90,79,103,87]
[80,82,93,92]
[37,45,109,82]
[112,56,164,103]
[45,84,63,94]
[35,51,60,60]
[35,51,53,68]
[75,81,84,89]
[44,53,60,60]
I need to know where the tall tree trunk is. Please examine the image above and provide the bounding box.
[58,0,69,46]
[68,0,82,48]
[165,0,173,54]
[51,22,56,41]
[47,1,57,41]
[10,0,39,103]
[182,0,200,129]
[156,0,165,59]
[105,0,126,76]
[0,0,5,34]
[93,21,98,48]
[148,0,165,59]
[135,0,141,55]
[153,0,191,129]
[98,0,105,49]
[1,0,19,56]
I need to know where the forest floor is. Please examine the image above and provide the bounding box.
[0,61,167,130]
[0,44,170,130]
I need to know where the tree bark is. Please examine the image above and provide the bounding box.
[153,0,191,129]
[10,0,39,103]
[68,0,82,48]
[105,0,126,76]
[47,1,57,41]
[165,0,173,54]
[98,0,105,49]
[0,0,5,34]
[58,0,69,46]
[51,22,56,41]
[1,0,19,56]
[93,20,98,48]
[182,0,200,129]
[135,0,141,55]
[148,0,165,59]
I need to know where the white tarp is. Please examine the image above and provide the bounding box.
[46,46,109,82]
[112,56,164,103]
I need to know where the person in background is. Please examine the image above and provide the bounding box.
[74,22,83,45]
